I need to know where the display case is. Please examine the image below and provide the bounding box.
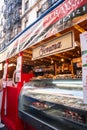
[18,79,87,130]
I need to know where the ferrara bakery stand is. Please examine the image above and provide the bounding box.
[0,0,87,130]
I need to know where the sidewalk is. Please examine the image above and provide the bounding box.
[0,124,8,130]
[0,126,8,130]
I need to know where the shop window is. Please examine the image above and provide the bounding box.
[25,0,29,11]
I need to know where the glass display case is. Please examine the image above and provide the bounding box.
[18,79,87,130]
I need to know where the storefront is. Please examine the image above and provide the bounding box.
[32,31,81,79]
[0,0,87,130]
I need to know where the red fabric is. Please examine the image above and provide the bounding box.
[2,87,24,130]
[22,73,34,83]
[1,89,5,117]
[1,73,35,130]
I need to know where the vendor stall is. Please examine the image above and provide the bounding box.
[0,0,87,130]
[1,55,35,130]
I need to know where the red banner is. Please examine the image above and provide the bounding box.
[43,0,87,27]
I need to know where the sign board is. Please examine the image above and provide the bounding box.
[80,31,87,104]
[32,31,74,60]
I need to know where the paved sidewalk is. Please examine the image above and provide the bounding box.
[0,124,8,130]
[0,126,8,130]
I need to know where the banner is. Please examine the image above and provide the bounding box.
[0,0,87,62]
[80,31,87,104]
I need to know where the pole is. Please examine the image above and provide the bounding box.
[0,82,5,128]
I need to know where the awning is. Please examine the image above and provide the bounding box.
[0,0,87,63]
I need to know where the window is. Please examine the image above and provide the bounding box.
[42,1,49,13]
[29,0,37,8]
[25,20,28,28]
[47,0,58,6]
[14,27,18,35]
[25,17,28,28]
[51,0,58,4]
[37,9,42,18]
[25,1,29,11]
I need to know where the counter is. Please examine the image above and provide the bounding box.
[18,79,87,130]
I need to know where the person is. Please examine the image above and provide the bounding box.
[0,78,5,128]
[28,68,35,80]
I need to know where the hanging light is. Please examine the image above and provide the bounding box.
[61,58,64,62]
[51,58,54,64]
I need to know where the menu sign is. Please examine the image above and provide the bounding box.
[80,31,87,104]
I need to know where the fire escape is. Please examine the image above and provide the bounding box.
[2,0,22,49]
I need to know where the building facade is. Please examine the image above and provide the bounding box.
[0,0,22,51]
[21,0,62,30]
[0,0,63,52]
[0,3,5,51]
